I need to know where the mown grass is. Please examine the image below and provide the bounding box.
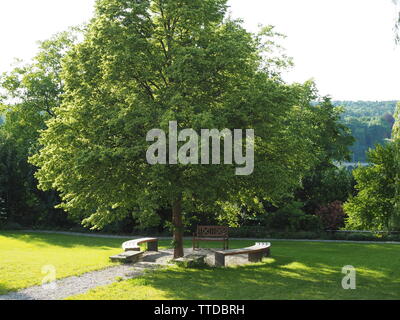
[69,240,400,300]
[1,231,400,299]
[0,231,129,294]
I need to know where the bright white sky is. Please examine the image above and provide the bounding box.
[0,0,399,100]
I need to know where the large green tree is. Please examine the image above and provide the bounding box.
[32,0,325,257]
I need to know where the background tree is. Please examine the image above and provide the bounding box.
[344,102,400,231]
[294,98,355,215]
[0,30,80,228]
[296,167,355,216]
[31,0,327,258]
[344,143,397,230]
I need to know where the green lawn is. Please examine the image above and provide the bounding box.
[1,231,400,299]
[69,240,400,300]
[0,231,129,294]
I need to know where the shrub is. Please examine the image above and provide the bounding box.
[316,201,346,230]
[297,214,322,232]
[386,234,400,242]
[2,222,23,231]
[287,231,321,240]
[346,233,376,241]
[261,202,322,232]
[229,226,270,238]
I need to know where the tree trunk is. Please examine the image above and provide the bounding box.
[172,198,184,259]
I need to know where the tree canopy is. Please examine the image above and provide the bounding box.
[30,0,340,257]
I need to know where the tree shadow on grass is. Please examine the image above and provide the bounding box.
[0,283,13,296]
[124,256,329,300]
[0,283,32,298]
[123,245,400,300]
[0,231,130,250]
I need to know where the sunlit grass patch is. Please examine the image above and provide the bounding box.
[0,231,128,294]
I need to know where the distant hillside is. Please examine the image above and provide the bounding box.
[332,101,398,163]
[333,100,397,118]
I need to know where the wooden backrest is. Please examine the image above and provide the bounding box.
[197,226,228,237]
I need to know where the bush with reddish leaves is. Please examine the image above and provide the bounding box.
[316,201,346,230]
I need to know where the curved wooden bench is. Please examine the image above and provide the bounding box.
[122,237,159,252]
[214,242,271,267]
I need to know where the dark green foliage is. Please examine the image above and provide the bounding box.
[292,100,355,220]
[296,166,356,215]
[0,30,81,230]
[0,130,39,227]
[0,129,74,229]
[268,202,322,232]
[243,201,322,233]
[0,197,7,228]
